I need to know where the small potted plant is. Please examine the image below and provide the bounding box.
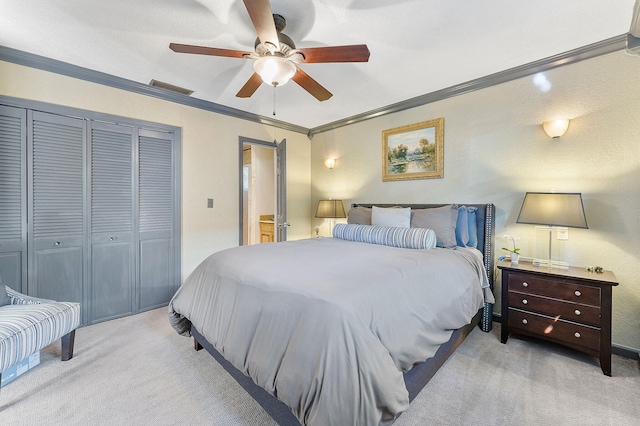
[502,234,521,264]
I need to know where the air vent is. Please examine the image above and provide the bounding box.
[149,79,193,96]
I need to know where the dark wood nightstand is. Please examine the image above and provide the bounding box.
[498,260,618,376]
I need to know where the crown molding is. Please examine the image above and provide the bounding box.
[1,35,628,140]
[307,34,627,138]
[0,45,309,136]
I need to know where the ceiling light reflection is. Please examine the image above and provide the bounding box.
[533,73,551,92]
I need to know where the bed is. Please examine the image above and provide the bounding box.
[169,203,495,426]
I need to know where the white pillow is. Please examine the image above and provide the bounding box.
[371,206,411,228]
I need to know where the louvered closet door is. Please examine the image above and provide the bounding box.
[0,106,27,292]
[28,111,86,305]
[89,121,134,323]
[138,129,175,310]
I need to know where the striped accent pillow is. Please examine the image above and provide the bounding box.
[332,224,436,249]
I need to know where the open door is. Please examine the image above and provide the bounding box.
[239,137,286,245]
[275,139,287,242]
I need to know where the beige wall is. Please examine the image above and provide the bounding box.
[0,60,312,280]
[311,51,640,352]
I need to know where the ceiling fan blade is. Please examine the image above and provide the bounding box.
[170,43,252,58]
[243,0,279,49]
[296,44,370,63]
[291,67,333,101]
[236,72,264,98]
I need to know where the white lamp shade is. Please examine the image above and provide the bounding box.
[324,158,336,169]
[517,192,588,228]
[315,200,346,218]
[542,119,570,138]
[254,56,297,87]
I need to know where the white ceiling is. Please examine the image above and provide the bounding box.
[0,0,637,129]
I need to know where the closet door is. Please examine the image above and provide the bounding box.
[138,129,176,310]
[0,106,27,292]
[28,111,86,306]
[89,121,134,323]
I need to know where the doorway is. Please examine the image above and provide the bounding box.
[239,137,287,246]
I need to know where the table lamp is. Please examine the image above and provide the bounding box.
[516,192,588,268]
[315,200,346,235]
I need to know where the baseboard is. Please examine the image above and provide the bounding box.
[492,314,640,360]
[611,345,640,361]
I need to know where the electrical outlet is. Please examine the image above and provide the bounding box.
[207,198,214,208]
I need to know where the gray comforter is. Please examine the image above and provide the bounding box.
[169,237,492,426]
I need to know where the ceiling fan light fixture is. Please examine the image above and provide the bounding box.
[254,56,296,87]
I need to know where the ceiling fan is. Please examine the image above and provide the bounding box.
[169,0,370,101]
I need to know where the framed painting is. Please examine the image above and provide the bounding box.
[382,118,444,181]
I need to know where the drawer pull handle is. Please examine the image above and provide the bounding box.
[575,290,581,297]
[109,236,116,241]
[522,299,528,305]
[575,310,581,316]
[54,241,61,246]
[522,319,528,325]
[574,332,581,338]
[522,282,529,288]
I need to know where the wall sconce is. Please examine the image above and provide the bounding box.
[324,158,336,169]
[542,119,570,138]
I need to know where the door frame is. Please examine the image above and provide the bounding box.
[238,136,286,245]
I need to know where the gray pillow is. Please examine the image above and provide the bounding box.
[347,206,372,225]
[411,205,458,248]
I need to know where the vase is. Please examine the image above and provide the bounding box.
[510,252,519,264]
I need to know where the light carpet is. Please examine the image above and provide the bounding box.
[0,308,638,425]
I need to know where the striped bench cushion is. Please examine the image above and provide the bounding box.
[332,223,437,250]
[0,295,80,373]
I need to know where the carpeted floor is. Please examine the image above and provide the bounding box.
[1,307,638,425]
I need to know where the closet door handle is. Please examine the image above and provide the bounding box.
[54,241,61,246]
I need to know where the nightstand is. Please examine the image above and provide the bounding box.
[498,260,618,376]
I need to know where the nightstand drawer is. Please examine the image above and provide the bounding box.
[508,291,601,325]
[508,308,600,351]
[508,273,600,305]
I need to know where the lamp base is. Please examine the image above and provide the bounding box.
[324,218,336,236]
[532,258,569,269]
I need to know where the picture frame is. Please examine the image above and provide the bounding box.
[382,118,444,181]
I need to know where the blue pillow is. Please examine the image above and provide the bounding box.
[467,206,478,249]
[455,206,469,247]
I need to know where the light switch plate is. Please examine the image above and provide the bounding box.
[207,198,214,208]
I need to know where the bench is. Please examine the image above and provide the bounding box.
[0,285,80,387]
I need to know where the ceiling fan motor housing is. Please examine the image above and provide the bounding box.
[254,14,296,51]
